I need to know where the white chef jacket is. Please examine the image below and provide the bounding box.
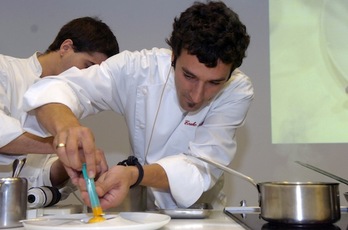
[0,53,74,199]
[22,48,254,208]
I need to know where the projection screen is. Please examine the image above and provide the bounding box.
[270,0,348,143]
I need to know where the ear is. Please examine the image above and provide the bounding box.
[59,39,74,56]
[171,54,176,67]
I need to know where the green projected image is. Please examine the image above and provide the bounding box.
[270,0,348,143]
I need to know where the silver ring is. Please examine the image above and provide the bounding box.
[56,143,66,149]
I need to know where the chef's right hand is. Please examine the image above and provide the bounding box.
[53,126,108,184]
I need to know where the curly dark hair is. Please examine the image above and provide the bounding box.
[46,16,119,58]
[166,1,250,71]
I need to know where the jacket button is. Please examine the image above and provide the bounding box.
[142,88,148,95]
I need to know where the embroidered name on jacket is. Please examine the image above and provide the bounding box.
[184,120,204,126]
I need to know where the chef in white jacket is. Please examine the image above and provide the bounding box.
[0,17,119,204]
[22,2,254,209]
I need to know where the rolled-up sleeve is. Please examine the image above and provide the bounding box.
[0,111,24,147]
[155,154,205,208]
[0,74,24,146]
[21,80,81,137]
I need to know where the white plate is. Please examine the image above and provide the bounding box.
[22,212,170,230]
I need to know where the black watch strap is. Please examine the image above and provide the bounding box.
[117,156,144,189]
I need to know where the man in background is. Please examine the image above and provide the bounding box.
[0,16,118,204]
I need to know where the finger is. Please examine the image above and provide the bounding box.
[53,134,70,166]
[93,168,130,210]
[79,128,97,178]
[55,126,97,178]
[77,178,92,207]
[54,128,83,172]
[97,184,129,210]
[99,194,119,210]
[65,130,84,170]
[80,190,91,207]
[64,166,80,185]
[96,149,108,175]
[78,176,86,189]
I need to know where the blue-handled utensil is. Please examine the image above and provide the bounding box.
[82,163,105,223]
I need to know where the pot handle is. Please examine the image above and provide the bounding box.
[185,153,258,188]
[296,161,348,185]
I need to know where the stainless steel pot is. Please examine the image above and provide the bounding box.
[258,181,340,224]
[188,154,341,224]
[296,161,348,204]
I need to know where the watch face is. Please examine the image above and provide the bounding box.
[321,0,348,87]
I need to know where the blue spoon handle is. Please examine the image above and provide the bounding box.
[82,163,101,209]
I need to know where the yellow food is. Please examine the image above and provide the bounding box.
[88,215,106,223]
[92,206,104,216]
[88,206,106,223]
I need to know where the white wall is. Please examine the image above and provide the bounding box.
[1,0,347,208]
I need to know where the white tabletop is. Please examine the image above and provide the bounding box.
[2,210,245,230]
[160,210,246,230]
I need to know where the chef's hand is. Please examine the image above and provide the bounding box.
[78,165,138,210]
[34,103,103,181]
[53,125,108,185]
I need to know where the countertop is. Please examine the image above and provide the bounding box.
[160,210,246,229]
[2,210,246,230]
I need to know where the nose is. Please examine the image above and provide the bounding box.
[190,83,204,104]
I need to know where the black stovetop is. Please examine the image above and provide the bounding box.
[224,210,348,230]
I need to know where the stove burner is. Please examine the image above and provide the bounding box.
[224,210,348,230]
[261,222,340,230]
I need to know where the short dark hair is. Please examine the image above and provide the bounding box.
[46,16,119,57]
[166,1,250,71]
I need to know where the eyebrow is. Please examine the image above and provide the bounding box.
[182,67,228,82]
